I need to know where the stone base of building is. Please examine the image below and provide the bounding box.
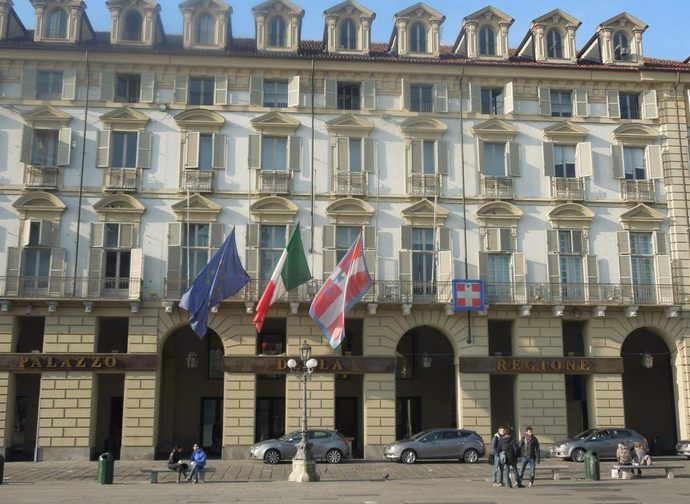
[223,445,251,460]
[288,459,320,482]
[36,447,90,461]
[119,446,155,460]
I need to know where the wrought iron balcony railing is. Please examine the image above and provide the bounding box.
[257,171,290,194]
[620,179,655,203]
[0,276,142,300]
[551,177,584,201]
[105,168,138,191]
[24,165,59,189]
[408,174,439,197]
[184,170,214,192]
[334,171,367,195]
[481,176,513,199]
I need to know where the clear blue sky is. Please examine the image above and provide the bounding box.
[11,0,690,60]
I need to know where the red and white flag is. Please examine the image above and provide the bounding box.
[309,231,372,349]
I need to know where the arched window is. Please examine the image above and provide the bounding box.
[339,20,357,50]
[479,26,496,55]
[613,31,630,61]
[409,22,427,53]
[547,29,563,58]
[195,13,215,45]
[123,11,143,41]
[268,16,286,47]
[45,9,67,39]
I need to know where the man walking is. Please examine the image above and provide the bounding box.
[519,426,541,487]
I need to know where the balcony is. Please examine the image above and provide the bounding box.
[481,176,513,199]
[620,179,655,203]
[258,171,290,194]
[408,174,439,197]
[551,177,584,201]
[334,171,367,196]
[105,168,138,192]
[184,170,214,192]
[0,276,142,300]
[23,165,59,190]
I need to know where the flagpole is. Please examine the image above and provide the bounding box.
[309,58,316,268]
[186,185,190,289]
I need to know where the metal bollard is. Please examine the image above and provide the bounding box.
[97,452,114,485]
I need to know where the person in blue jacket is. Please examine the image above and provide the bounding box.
[188,443,207,483]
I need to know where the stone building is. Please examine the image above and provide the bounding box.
[0,0,689,462]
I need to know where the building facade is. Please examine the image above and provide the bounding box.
[0,0,689,461]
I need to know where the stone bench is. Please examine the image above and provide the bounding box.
[140,466,215,484]
[540,465,571,480]
[611,464,683,480]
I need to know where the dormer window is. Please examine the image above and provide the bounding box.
[268,16,286,47]
[479,26,495,55]
[614,32,630,61]
[339,20,357,50]
[45,9,67,39]
[123,11,143,41]
[410,23,427,53]
[195,13,215,45]
[547,29,563,58]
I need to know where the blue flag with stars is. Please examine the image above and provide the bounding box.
[179,227,250,338]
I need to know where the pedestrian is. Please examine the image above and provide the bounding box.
[168,445,189,482]
[519,426,541,487]
[188,442,207,483]
[631,441,651,478]
[490,426,506,487]
[616,443,632,465]
[499,426,523,488]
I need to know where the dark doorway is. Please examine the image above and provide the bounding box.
[97,317,128,353]
[621,328,677,454]
[200,397,222,457]
[255,393,285,442]
[8,373,41,461]
[489,320,515,433]
[14,317,45,353]
[255,318,286,442]
[563,321,588,437]
[335,319,364,457]
[94,374,124,459]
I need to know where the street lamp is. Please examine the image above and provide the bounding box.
[287,340,320,482]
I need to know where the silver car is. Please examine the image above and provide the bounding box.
[676,440,690,458]
[250,429,351,464]
[384,428,485,464]
[550,428,647,462]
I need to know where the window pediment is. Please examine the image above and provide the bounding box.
[543,121,589,142]
[250,195,298,224]
[394,3,444,23]
[171,193,221,222]
[600,13,648,33]
[100,106,150,130]
[174,109,226,132]
[13,191,66,220]
[251,111,301,135]
[326,114,374,137]
[400,116,447,139]
[548,203,594,228]
[612,123,659,145]
[471,118,517,142]
[21,105,72,128]
[401,198,449,227]
[532,9,579,27]
[476,201,522,226]
[93,194,145,222]
[619,203,664,230]
[325,197,374,225]
[464,5,513,25]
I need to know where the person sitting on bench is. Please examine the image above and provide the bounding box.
[189,443,207,483]
[168,445,189,482]
[632,441,651,478]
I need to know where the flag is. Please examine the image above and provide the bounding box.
[309,231,372,349]
[180,227,250,338]
[253,223,312,332]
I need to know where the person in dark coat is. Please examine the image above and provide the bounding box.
[167,445,188,482]
[491,426,506,487]
[519,427,541,487]
[498,427,524,488]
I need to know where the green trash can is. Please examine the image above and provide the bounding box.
[98,452,114,485]
[584,451,600,481]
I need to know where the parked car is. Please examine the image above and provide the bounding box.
[676,440,690,458]
[384,428,485,464]
[250,429,350,464]
[550,428,647,462]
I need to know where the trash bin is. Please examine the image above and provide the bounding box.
[0,454,5,485]
[584,451,600,481]
[97,452,114,485]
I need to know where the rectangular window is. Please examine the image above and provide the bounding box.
[630,232,654,287]
[188,77,215,106]
[104,221,134,289]
[348,138,362,173]
[182,223,210,279]
[551,91,573,117]
[336,226,360,263]
[198,134,213,171]
[554,145,576,178]
[410,85,433,112]
[111,132,138,168]
[263,80,288,108]
[337,82,360,110]
[37,71,63,100]
[261,136,288,171]
[422,140,435,175]
[624,147,646,180]
[411,228,434,283]
[23,248,51,278]
[259,225,286,283]
[481,87,504,115]
[619,93,640,120]
[484,142,506,176]
[31,129,59,166]
[115,74,141,103]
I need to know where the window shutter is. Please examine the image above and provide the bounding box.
[410,139,423,174]
[538,86,551,116]
[56,127,72,167]
[186,132,200,169]
[401,226,412,250]
[62,69,77,100]
[364,226,376,249]
[323,250,337,279]
[401,77,410,110]
[174,74,188,104]
[337,137,349,172]
[434,82,448,113]
[5,247,22,296]
[87,248,105,297]
[617,231,631,255]
[437,250,453,302]
[364,138,376,173]
[96,130,111,168]
[439,228,452,251]
[166,246,182,298]
[572,230,584,253]
[118,223,134,249]
[478,252,488,282]
[361,80,376,110]
[655,253,673,304]
[512,253,527,303]
[168,222,183,247]
[606,90,621,118]
[642,90,658,119]
[399,250,413,299]
[586,255,599,302]
[503,82,514,114]
[576,142,593,178]
[39,221,59,247]
[469,83,481,113]
[136,131,152,169]
[546,230,559,253]
[645,145,663,179]
[548,254,560,285]
[20,220,32,247]
[507,141,520,177]
[214,75,228,105]
[20,126,34,164]
[140,72,155,103]
[288,136,302,171]
[365,249,376,279]
[49,248,66,296]
[100,70,115,101]
[574,89,589,117]
[611,145,625,179]
[21,68,37,99]
[324,78,337,108]
[654,231,667,255]
[249,76,263,106]
[247,223,260,248]
[543,142,555,177]
[437,140,449,176]
[476,139,485,174]
[212,134,226,169]
[288,75,300,107]
[128,248,144,300]
[323,225,336,249]
[209,223,224,248]
[90,223,105,248]
[485,228,500,251]
[248,134,261,169]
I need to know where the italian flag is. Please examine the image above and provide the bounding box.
[253,223,312,332]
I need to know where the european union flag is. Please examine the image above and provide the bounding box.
[179,227,250,338]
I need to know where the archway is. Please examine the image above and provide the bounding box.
[395,326,456,439]
[158,326,224,459]
[621,328,677,454]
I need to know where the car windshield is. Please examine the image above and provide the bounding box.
[279,431,302,441]
[574,429,596,440]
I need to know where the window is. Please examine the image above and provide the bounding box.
[189,77,215,106]
[268,16,286,47]
[624,147,646,180]
[24,248,51,279]
[411,228,434,288]
[558,230,583,285]
[422,140,436,175]
[479,26,496,55]
[551,91,573,117]
[31,130,59,166]
[348,138,362,173]
[487,253,511,285]
[111,132,138,168]
[339,20,357,50]
[261,137,287,171]
[484,142,506,176]
[613,32,629,61]
[336,226,360,263]
[554,145,576,178]
[115,74,141,103]
[630,232,653,287]
[182,223,210,279]
[259,225,286,282]
[443,430,461,440]
[337,83,360,110]
[619,93,640,119]
[195,13,215,45]
[198,134,213,171]
[410,22,427,53]
[123,11,143,41]
[263,80,288,108]
[410,84,433,112]
[104,224,131,291]
[37,71,63,100]
[45,9,67,38]
[481,88,504,115]
[547,29,563,58]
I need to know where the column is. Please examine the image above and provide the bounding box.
[363,373,395,459]
[0,371,10,456]
[120,371,156,460]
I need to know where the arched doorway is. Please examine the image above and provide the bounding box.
[621,328,677,454]
[395,326,456,439]
[158,326,224,459]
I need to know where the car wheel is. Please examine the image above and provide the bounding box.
[571,448,585,463]
[326,449,343,464]
[401,449,417,465]
[463,449,479,464]
[264,449,281,465]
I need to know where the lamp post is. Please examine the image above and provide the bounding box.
[287,340,320,482]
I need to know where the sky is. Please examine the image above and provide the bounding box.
[10,0,690,61]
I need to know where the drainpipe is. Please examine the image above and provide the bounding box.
[673,72,690,303]
[458,65,472,344]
